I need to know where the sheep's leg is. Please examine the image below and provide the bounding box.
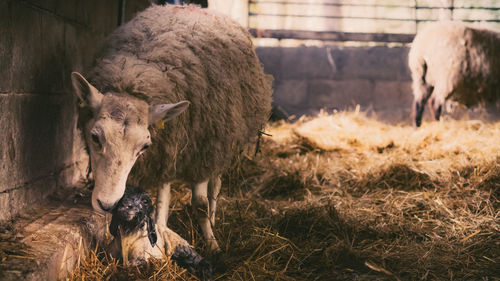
[156,182,171,227]
[192,179,220,251]
[411,57,435,127]
[413,83,434,126]
[428,85,447,121]
[208,175,221,226]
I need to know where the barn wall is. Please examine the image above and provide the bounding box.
[257,46,414,122]
[0,0,150,223]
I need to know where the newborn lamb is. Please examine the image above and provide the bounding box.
[109,186,212,280]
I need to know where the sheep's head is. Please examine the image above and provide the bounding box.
[110,186,157,246]
[71,72,189,214]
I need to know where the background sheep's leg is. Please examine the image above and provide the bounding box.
[156,182,171,227]
[208,175,221,226]
[428,85,448,121]
[411,61,434,127]
[192,179,220,251]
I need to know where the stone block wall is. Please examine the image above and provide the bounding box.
[257,46,414,122]
[0,0,149,223]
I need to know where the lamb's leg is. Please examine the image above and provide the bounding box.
[208,175,221,226]
[156,182,171,227]
[192,179,220,251]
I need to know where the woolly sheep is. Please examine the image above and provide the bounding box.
[408,21,500,127]
[71,4,273,251]
[109,186,212,280]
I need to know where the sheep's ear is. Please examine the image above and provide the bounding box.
[148,101,190,125]
[146,216,158,247]
[71,72,103,110]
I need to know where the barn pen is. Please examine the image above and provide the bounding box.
[0,0,499,280]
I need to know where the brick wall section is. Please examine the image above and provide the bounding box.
[0,0,150,223]
[257,46,415,122]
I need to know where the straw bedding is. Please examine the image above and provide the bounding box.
[69,111,499,280]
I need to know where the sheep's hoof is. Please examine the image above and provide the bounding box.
[171,244,213,281]
[207,239,221,253]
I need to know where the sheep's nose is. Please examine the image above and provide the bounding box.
[97,199,115,212]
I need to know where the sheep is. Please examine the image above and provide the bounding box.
[71,4,273,251]
[109,186,212,280]
[408,21,500,127]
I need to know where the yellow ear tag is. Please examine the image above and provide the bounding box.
[156,119,165,130]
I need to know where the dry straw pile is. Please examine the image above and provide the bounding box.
[70,111,499,280]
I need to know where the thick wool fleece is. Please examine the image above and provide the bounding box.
[84,4,273,187]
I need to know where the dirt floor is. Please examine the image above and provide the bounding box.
[69,110,499,281]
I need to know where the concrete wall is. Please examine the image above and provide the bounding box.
[0,0,149,223]
[257,46,414,122]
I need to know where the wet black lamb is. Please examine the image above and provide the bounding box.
[109,186,212,280]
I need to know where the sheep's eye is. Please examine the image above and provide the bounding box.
[91,133,102,150]
[90,126,104,149]
[91,133,99,144]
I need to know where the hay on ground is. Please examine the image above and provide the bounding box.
[70,110,499,280]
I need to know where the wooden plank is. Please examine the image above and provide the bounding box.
[249,15,416,33]
[469,22,500,31]
[251,0,500,9]
[416,7,453,21]
[249,2,415,20]
[417,0,500,9]
[248,28,415,43]
[250,0,415,7]
[416,21,500,32]
[415,0,452,8]
[454,0,500,9]
[454,9,500,21]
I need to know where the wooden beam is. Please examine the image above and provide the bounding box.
[249,28,415,43]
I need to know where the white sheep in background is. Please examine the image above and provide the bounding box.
[408,21,500,127]
[71,4,273,251]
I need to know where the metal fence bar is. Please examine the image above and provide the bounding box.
[249,28,415,43]
[249,12,500,22]
[250,1,421,9]
[249,0,500,10]
[249,12,415,21]
[416,6,500,11]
